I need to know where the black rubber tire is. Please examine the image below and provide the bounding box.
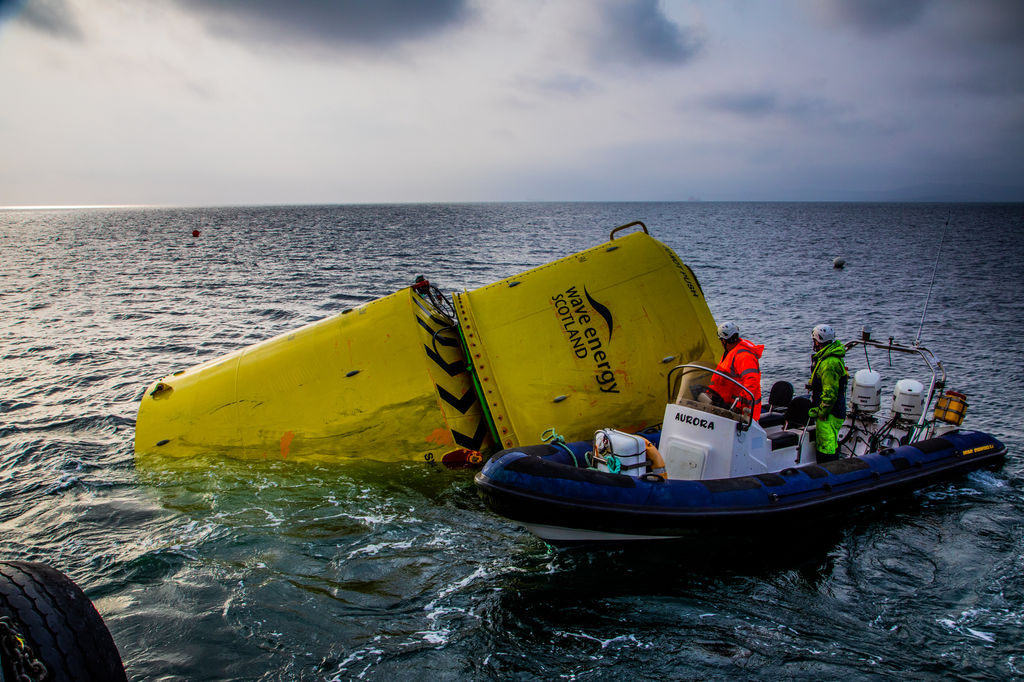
[0,561,127,682]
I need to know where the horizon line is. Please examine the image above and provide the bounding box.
[3,198,1024,211]
[0,204,159,210]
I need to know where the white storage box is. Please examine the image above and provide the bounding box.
[593,428,648,476]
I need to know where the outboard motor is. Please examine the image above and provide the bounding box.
[850,369,881,413]
[892,379,925,421]
[839,369,883,457]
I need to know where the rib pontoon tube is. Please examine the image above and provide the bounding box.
[135,225,720,464]
[474,430,1006,546]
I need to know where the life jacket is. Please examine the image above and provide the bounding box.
[709,338,763,419]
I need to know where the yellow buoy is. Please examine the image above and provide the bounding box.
[134,223,719,465]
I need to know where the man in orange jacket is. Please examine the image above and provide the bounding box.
[703,322,764,419]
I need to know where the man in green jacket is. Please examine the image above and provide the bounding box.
[808,324,848,463]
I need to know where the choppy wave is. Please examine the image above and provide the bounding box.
[1,203,1023,680]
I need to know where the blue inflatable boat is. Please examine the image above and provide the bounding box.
[475,338,1006,545]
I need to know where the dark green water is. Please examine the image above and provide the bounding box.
[2,203,1022,680]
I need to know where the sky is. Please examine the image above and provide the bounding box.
[0,0,1022,206]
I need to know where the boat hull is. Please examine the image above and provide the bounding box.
[474,430,1006,545]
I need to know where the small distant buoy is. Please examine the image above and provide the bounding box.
[192,229,200,238]
[833,257,845,269]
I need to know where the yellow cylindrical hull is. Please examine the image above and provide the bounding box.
[135,289,492,465]
[135,228,719,465]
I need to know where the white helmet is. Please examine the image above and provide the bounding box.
[717,321,740,342]
[812,324,836,344]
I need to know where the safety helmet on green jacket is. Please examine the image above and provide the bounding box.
[812,324,836,345]
[717,321,740,343]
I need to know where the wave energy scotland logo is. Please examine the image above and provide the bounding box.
[551,285,619,394]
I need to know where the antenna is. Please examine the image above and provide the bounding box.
[914,214,951,346]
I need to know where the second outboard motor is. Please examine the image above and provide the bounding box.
[892,379,924,420]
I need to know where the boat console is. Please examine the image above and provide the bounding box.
[659,365,817,480]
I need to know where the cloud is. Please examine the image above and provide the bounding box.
[522,72,597,97]
[705,91,778,118]
[592,0,703,65]
[810,0,1024,44]
[174,0,470,51]
[808,0,928,34]
[956,1,1024,45]
[0,0,16,21]
[703,90,855,130]
[169,0,702,70]
[2,0,1020,205]
[3,0,82,39]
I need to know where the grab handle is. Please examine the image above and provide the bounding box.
[609,221,649,240]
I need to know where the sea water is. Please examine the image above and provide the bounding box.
[2,202,1023,680]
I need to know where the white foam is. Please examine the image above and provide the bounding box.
[966,628,996,643]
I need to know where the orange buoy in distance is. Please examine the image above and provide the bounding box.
[192,229,200,238]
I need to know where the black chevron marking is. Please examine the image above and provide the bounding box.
[424,345,466,376]
[412,297,453,327]
[436,385,478,413]
[451,418,491,451]
[417,317,459,347]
